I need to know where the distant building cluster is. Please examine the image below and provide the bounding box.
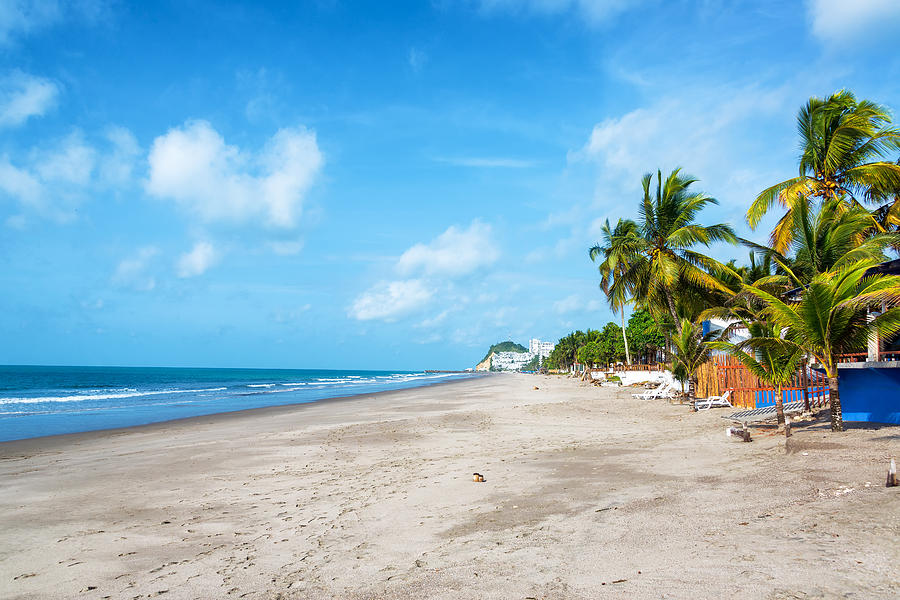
[490,351,535,371]
[529,338,555,359]
[477,338,557,372]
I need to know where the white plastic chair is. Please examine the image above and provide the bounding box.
[694,390,733,411]
[635,379,678,400]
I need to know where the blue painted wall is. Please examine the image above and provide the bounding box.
[838,366,900,425]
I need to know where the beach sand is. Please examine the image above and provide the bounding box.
[1,374,898,599]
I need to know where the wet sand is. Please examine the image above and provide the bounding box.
[1,374,898,599]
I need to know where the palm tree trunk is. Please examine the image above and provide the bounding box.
[689,375,697,404]
[621,307,631,365]
[664,287,682,333]
[827,370,844,432]
[774,384,785,428]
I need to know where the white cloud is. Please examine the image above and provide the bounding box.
[350,220,502,323]
[408,47,427,71]
[586,299,604,311]
[435,156,536,168]
[474,0,644,24]
[0,157,42,208]
[0,71,59,127]
[35,131,95,185]
[0,0,60,44]
[553,294,581,314]
[146,120,323,228]
[580,88,787,172]
[350,279,434,321]
[807,0,900,44]
[575,83,792,228]
[0,127,138,222]
[272,304,312,324]
[0,0,108,44]
[113,246,159,291]
[553,294,604,315]
[417,309,452,329]
[176,241,218,278]
[99,126,140,186]
[267,239,304,255]
[397,220,499,277]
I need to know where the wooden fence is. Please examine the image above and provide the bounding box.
[697,354,830,410]
[838,350,900,362]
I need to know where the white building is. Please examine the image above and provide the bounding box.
[491,351,535,371]
[703,317,750,350]
[529,338,555,359]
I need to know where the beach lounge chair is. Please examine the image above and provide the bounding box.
[694,390,732,411]
[632,380,668,399]
[635,379,679,400]
[723,393,828,423]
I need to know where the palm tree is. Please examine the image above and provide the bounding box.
[590,218,642,364]
[744,251,774,284]
[668,318,716,403]
[748,90,900,253]
[744,260,900,431]
[710,320,804,429]
[744,197,899,284]
[612,169,738,333]
[552,330,592,372]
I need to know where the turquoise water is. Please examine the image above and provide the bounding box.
[0,365,478,442]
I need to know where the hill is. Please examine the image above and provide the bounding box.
[478,341,528,365]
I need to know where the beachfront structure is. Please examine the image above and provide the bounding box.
[702,317,750,350]
[528,339,555,359]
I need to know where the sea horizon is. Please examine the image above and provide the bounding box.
[0,365,481,443]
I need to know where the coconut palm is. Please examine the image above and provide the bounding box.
[611,169,738,334]
[710,320,804,429]
[589,218,642,364]
[668,318,716,403]
[743,259,900,431]
[744,251,775,284]
[744,197,900,284]
[748,90,900,252]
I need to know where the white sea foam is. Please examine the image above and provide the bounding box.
[0,387,228,405]
[247,384,275,388]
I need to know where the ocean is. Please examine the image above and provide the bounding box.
[0,365,479,442]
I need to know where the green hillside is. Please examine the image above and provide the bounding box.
[479,341,528,365]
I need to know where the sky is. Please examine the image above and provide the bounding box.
[1,0,899,370]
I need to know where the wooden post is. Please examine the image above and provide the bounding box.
[726,423,752,442]
[801,358,810,413]
[887,459,897,488]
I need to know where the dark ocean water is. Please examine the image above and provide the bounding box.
[0,365,479,442]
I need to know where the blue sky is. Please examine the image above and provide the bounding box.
[1,0,899,370]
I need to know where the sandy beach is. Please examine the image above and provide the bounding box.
[1,374,898,599]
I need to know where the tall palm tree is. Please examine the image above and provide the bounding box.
[612,168,738,333]
[710,320,804,429]
[744,259,900,431]
[748,90,900,252]
[590,218,642,364]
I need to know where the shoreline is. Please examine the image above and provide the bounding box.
[0,373,490,454]
[1,373,897,599]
